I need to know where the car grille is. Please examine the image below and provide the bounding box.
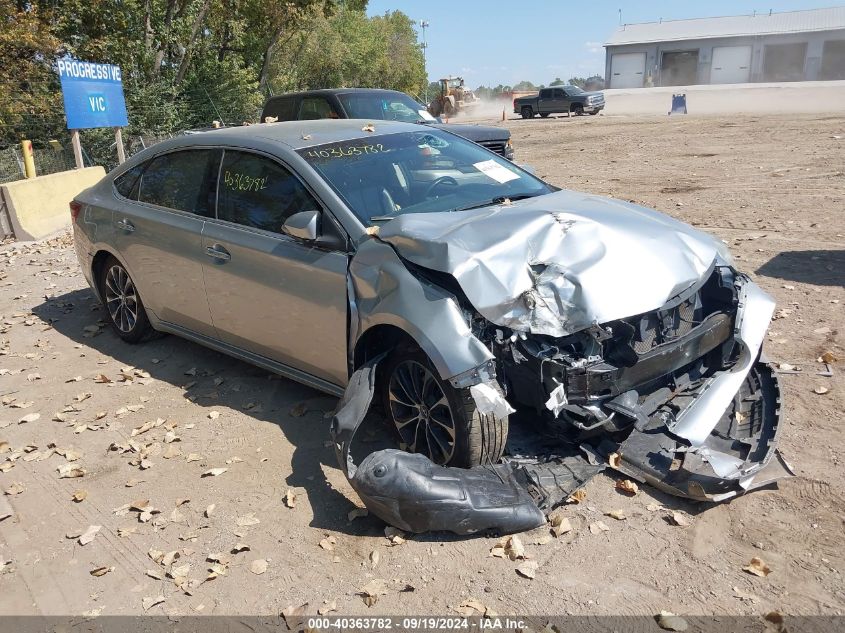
[630,292,700,354]
[480,141,507,156]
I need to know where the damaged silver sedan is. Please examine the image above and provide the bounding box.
[72,119,791,536]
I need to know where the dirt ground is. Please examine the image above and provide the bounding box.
[0,113,843,619]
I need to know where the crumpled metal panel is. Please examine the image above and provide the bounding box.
[349,237,493,380]
[670,277,776,446]
[378,189,727,337]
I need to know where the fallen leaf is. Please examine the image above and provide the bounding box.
[608,452,622,468]
[319,535,337,551]
[548,513,572,537]
[284,489,296,509]
[282,603,309,628]
[813,386,830,395]
[743,557,772,577]
[369,549,380,569]
[605,509,627,521]
[72,489,88,502]
[589,521,610,534]
[490,534,525,560]
[361,123,375,133]
[656,611,688,631]
[668,512,691,527]
[456,599,488,616]
[207,411,220,420]
[566,488,587,504]
[348,507,368,521]
[515,560,538,579]
[318,600,337,616]
[616,479,639,495]
[231,543,250,554]
[384,526,406,545]
[57,463,85,479]
[142,595,165,611]
[201,467,227,477]
[250,559,268,575]
[18,413,40,424]
[204,504,215,518]
[78,525,101,545]
[90,565,113,577]
[3,482,24,496]
[94,374,112,384]
[359,578,387,606]
[820,351,837,364]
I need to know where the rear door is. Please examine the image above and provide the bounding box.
[112,148,220,337]
[202,149,349,386]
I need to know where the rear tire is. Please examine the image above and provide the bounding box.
[98,256,153,344]
[380,348,508,468]
[521,106,534,119]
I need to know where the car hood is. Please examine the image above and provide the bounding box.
[429,122,509,143]
[376,189,724,337]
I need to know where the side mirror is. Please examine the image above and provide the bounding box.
[282,210,320,241]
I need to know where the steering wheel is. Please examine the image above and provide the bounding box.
[424,176,459,198]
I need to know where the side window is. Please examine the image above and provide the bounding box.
[299,97,340,120]
[137,149,219,215]
[216,151,320,234]
[539,88,551,99]
[554,89,565,98]
[114,163,145,200]
[264,97,297,121]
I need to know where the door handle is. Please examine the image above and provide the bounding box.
[205,245,231,262]
[115,219,135,232]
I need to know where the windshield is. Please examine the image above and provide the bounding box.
[566,85,586,95]
[297,129,553,226]
[338,93,436,124]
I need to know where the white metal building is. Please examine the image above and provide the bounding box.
[604,6,845,88]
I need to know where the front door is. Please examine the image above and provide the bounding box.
[112,148,220,337]
[202,149,349,386]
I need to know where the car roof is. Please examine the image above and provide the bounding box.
[267,88,409,99]
[172,119,427,152]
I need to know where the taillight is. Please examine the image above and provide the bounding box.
[70,200,82,221]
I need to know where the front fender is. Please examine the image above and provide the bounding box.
[349,237,493,381]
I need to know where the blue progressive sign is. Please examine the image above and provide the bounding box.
[57,58,128,129]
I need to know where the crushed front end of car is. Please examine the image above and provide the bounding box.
[333,191,792,535]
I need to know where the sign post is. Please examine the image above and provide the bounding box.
[56,59,128,168]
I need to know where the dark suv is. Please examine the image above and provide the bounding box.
[262,88,514,160]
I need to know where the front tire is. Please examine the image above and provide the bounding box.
[380,348,508,468]
[572,104,584,116]
[99,256,153,343]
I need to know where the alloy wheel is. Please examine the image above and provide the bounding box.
[104,264,138,333]
[387,360,457,465]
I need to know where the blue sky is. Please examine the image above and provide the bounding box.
[366,1,839,87]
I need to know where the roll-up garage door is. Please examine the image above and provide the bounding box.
[610,52,646,89]
[711,46,752,84]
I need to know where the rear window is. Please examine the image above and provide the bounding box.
[263,97,297,122]
[137,149,219,215]
[113,164,144,200]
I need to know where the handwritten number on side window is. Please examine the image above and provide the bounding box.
[224,170,268,192]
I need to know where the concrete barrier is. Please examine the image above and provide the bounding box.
[0,167,105,241]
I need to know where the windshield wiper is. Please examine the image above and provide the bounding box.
[450,193,540,213]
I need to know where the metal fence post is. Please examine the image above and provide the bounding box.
[20,140,36,178]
